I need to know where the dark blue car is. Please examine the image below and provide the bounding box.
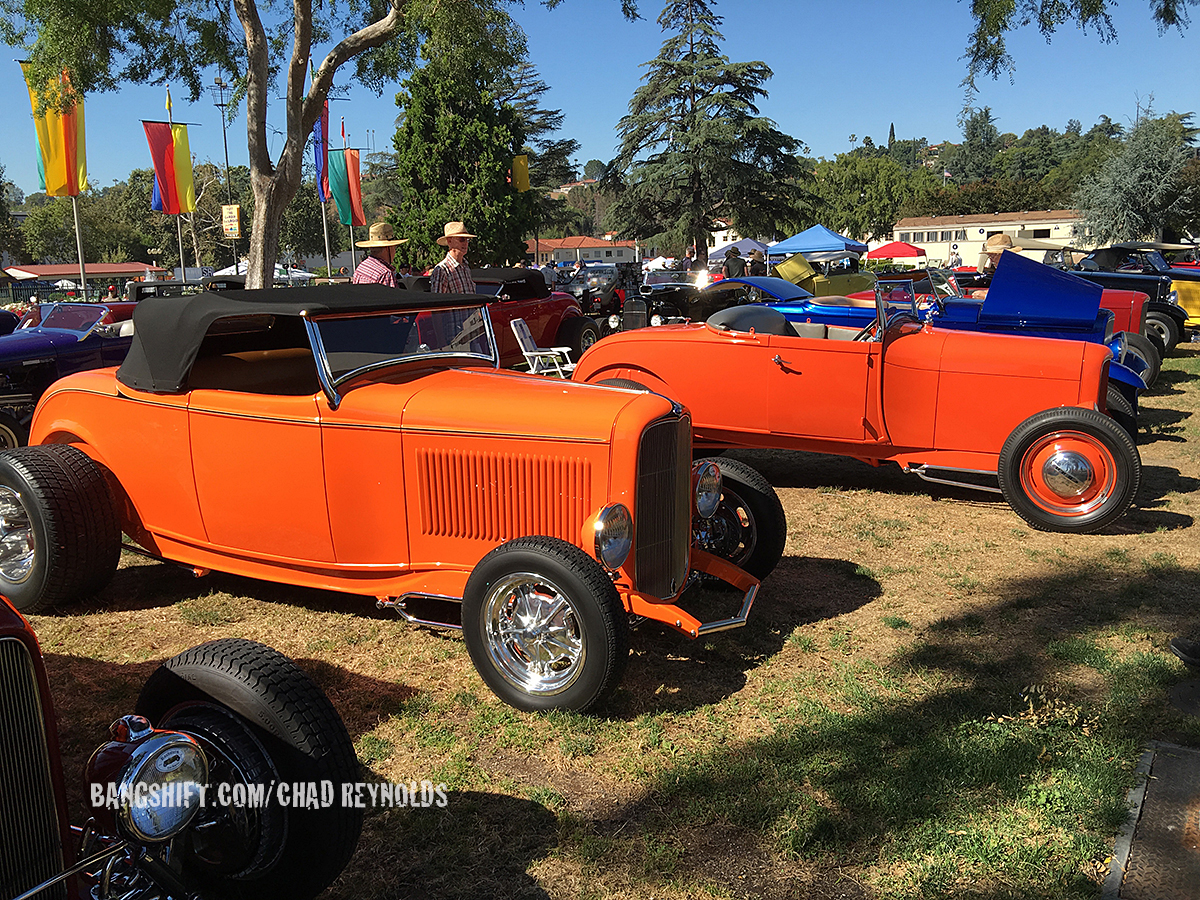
[702,253,1149,436]
[0,301,137,447]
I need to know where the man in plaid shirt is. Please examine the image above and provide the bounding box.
[431,222,477,294]
[352,222,407,287]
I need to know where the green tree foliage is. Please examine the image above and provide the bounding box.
[1074,112,1199,243]
[946,107,1001,182]
[811,154,939,241]
[963,0,1197,86]
[388,60,535,268]
[0,164,25,263]
[583,160,607,179]
[607,0,802,263]
[1,0,613,286]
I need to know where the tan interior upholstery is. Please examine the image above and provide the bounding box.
[188,347,320,395]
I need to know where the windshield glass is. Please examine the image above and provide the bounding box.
[22,303,107,334]
[314,305,495,382]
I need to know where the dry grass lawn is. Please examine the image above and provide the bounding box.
[29,345,1200,900]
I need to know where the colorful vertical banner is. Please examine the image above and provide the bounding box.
[21,64,87,197]
[328,149,365,226]
[313,100,330,202]
[512,155,530,192]
[142,121,196,214]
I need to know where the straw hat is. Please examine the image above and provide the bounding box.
[725,246,741,258]
[984,233,1019,253]
[437,221,477,247]
[356,222,408,248]
[749,249,765,261]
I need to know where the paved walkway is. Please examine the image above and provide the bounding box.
[1104,679,1200,900]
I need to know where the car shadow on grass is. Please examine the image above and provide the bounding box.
[566,566,1200,900]
[608,556,880,717]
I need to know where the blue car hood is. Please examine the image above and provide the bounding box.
[707,276,814,301]
[980,252,1103,328]
[0,329,80,363]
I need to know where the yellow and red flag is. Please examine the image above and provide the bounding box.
[142,121,197,214]
[21,64,87,197]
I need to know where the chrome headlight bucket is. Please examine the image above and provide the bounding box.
[693,460,722,519]
[608,314,621,330]
[91,716,210,843]
[1168,289,1179,306]
[650,313,665,327]
[594,503,633,571]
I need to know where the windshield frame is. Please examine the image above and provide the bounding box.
[304,302,498,410]
[19,302,109,337]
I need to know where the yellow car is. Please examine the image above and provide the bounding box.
[773,252,876,297]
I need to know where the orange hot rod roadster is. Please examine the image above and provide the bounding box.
[2,285,785,713]
[572,297,1142,534]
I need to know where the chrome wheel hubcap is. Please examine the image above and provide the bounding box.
[1041,450,1095,498]
[0,486,35,583]
[482,573,585,696]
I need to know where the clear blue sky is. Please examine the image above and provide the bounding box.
[3,0,1197,199]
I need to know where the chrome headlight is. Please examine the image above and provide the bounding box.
[693,460,722,519]
[594,503,633,570]
[608,314,621,330]
[650,313,665,327]
[115,727,208,842]
[1168,289,1179,306]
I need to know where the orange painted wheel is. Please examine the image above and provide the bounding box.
[998,408,1140,533]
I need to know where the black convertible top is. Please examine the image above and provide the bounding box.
[116,283,491,394]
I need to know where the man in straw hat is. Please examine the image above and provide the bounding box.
[352,222,408,287]
[721,246,746,278]
[431,221,477,294]
[970,233,1020,298]
[747,248,767,276]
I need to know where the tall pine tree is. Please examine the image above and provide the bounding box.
[389,58,536,267]
[607,0,802,265]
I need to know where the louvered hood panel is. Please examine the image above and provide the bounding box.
[416,446,593,544]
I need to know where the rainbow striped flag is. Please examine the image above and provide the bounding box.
[21,64,87,197]
[143,121,196,214]
[328,149,365,226]
[313,100,330,202]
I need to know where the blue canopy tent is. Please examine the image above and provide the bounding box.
[769,225,868,261]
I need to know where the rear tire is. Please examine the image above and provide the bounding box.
[998,408,1139,533]
[136,638,363,900]
[556,317,600,359]
[694,457,786,579]
[0,445,120,612]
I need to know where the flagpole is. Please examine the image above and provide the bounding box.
[166,87,188,280]
[71,195,88,299]
[343,118,355,278]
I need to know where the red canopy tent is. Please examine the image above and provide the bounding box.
[867,241,926,259]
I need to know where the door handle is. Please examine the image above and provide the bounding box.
[772,354,784,366]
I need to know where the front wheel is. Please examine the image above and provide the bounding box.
[556,317,600,359]
[462,536,629,712]
[1105,384,1137,440]
[136,638,363,900]
[0,412,28,450]
[998,407,1140,533]
[1145,311,1181,355]
[1122,331,1161,387]
[693,457,786,580]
